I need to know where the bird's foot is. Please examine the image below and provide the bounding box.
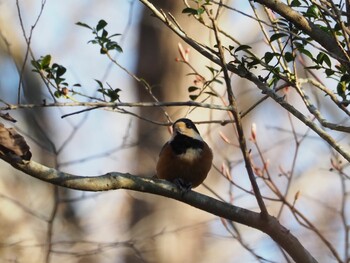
[173,178,192,194]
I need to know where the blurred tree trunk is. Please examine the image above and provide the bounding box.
[0,38,83,262]
[123,1,208,262]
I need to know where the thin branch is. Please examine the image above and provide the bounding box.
[105,50,172,123]
[0,192,48,221]
[298,76,350,117]
[1,101,233,112]
[294,82,350,132]
[235,68,350,162]
[208,10,268,217]
[16,0,48,103]
[45,185,59,263]
[262,167,343,262]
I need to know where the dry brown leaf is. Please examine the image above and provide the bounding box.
[0,112,17,123]
[0,123,31,160]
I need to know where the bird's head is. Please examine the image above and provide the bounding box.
[171,118,203,141]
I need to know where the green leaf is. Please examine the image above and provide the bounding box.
[284,52,294,62]
[106,41,123,52]
[56,65,67,77]
[340,74,350,82]
[182,7,199,15]
[95,79,104,89]
[298,48,313,60]
[323,55,331,68]
[54,90,62,98]
[97,88,106,95]
[196,8,205,15]
[188,86,199,92]
[108,88,121,102]
[189,94,198,101]
[333,22,342,32]
[109,33,122,38]
[337,81,347,98]
[316,52,331,67]
[306,65,321,70]
[270,33,288,42]
[101,29,108,38]
[306,5,321,19]
[264,52,275,64]
[76,21,92,30]
[290,0,301,7]
[88,40,98,44]
[55,77,65,86]
[325,69,334,77]
[234,45,251,53]
[336,64,347,74]
[31,60,41,70]
[41,55,51,69]
[96,20,107,31]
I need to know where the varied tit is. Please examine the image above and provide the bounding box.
[156,118,213,189]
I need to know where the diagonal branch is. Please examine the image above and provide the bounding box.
[209,12,268,218]
[294,83,350,132]
[0,154,317,263]
[253,0,350,68]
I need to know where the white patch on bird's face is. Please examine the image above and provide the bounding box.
[171,121,203,142]
[178,148,202,162]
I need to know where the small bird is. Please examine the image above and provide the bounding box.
[156,118,213,189]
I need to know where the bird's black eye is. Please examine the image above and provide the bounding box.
[185,120,200,134]
[174,118,200,134]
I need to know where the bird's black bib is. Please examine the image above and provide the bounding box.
[170,133,204,155]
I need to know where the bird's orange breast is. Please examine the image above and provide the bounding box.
[156,142,213,188]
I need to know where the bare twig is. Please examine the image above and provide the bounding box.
[1,100,233,112]
[208,9,268,218]
[16,0,49,103]
[294,82,350,132]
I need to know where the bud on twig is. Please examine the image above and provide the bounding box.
[263,159,270,171]
[177,43,189,62]
[250,123,257,143]
[221,163,232,180]
[292,190,301,208]
[219,131,231,144]
[330,158,340,170]
[61,87,69,96]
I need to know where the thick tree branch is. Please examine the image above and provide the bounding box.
[0,154,317,263]
[253,0,350,67]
